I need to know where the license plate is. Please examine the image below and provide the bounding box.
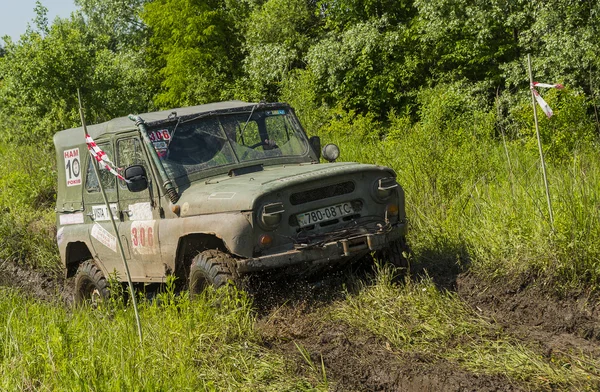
[296,202,354,227]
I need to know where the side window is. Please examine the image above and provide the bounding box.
[85,142,116,193]
[117,138,146,189]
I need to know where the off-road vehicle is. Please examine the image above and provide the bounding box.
[54,101,408,302]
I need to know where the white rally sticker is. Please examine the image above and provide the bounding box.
[131,220,157,255]
[92,204,118,221]
[64,148,82,187]
[91,223,116,252]
[56,227,65,246]
[59,213,84,225]
[128,202,153,221]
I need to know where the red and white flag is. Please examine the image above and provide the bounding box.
[530,82,564,118]
[85,133,130,183]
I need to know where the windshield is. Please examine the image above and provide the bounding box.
[147,107,311,180]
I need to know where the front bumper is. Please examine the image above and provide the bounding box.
[236,223,406,273]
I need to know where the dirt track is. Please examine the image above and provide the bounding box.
[1,260,599,391]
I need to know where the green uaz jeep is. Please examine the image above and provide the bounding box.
[54,101,408,302]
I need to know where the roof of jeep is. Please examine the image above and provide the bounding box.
[54,100,256,148]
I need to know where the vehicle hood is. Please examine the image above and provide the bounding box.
[175,162,395,217]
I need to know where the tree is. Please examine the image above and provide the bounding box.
[0,12,150,144]
[242,0,320,100]
[305,16,423,117]
[75,0,149,48]
[142,0,244,108]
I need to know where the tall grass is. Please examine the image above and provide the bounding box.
[307,85,600,291]
[0,143,59,270]
[0,284,317,391]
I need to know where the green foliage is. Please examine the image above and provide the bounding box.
[507,88,596,161]
[502,0,600,93]
[142,0,243,108]
[0,14,150,145]
[317,0,415,31]
[414,0,526,85]
[306,16,422,116]
[75,0,149,47]
[242,0,318,100]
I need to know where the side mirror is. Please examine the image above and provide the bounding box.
[322,143,340,163]
[309,136,321,161]
[124,165,148,193]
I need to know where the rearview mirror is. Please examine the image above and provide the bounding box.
[124,165,148,193]
[309,136,321,161]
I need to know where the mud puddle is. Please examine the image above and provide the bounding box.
[457,272,600,359]
[0,259,73,303]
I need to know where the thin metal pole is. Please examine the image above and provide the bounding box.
[496,91,515,202]
[527,55,555,230]
[77,89,143,343]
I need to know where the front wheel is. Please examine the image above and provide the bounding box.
[189,250,237,296]
[376,237,410,269]
[74,260,109,306]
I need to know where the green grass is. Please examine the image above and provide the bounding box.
[0,285,318,391]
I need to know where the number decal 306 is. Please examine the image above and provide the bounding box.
[131,225,154,247]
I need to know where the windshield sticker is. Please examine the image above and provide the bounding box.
[91,223,117,252]
[64,148,82,187]
[265,110,285,116]
[150,129,171,157]
[131,220,157,255]
[92,204,118,221]
[149,129,171,142]
[59,213,84,226]
[128,202,153,221]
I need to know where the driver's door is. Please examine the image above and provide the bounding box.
[116,135,164,281]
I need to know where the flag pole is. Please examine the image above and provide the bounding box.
[527,54,555,231]
[77,89,143,343]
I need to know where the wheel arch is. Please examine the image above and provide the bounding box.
[65,241,94,278]
[174,233,228,281]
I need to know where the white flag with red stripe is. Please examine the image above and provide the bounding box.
[85,133,130,183]
[530,82,564,118]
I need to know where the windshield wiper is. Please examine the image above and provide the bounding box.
[239,104,258,145]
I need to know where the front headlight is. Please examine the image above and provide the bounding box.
[258,202,285,230]
[372,177,398,202]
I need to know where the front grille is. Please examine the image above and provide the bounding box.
[290,181,355,205]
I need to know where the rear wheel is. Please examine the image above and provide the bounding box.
[189,250,237,296]
[74,260,109,306]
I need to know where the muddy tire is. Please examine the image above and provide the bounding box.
[74,260,109,305]
[189,250,237,296]
[377,237,410,269]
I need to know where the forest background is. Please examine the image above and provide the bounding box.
[1,0,600,292]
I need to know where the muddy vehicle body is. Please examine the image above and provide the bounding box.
[54,101,408,301]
